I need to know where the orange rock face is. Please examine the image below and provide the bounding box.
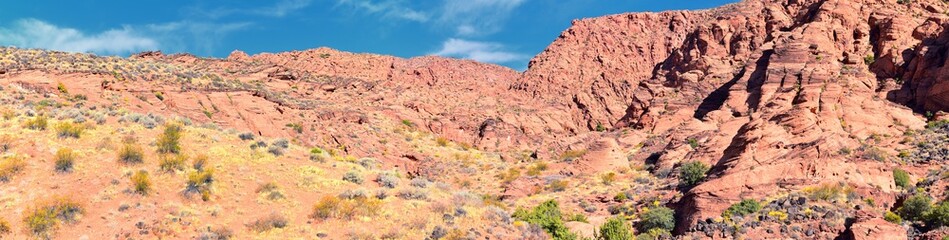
[5,0,949,238]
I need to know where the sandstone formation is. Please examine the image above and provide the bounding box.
[3,0,949,239]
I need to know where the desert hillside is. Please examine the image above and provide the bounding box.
[3,0,949,239]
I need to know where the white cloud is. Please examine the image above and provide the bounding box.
[145,21,252,55]
[0,19,251,56]
[260,0,314,17]
[432,38,526,64]
[0,19,158,55]
[439,0,527,36]
[335,0,430,22]
[187,0,314,19]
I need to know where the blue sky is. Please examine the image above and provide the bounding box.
[0,0,736,70]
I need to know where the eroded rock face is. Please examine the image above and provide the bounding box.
[4,0,949,238]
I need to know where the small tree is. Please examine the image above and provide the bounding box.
[926,201,949,227]
[639,206,675,233]
[596,217,633,240]
[679,161,709,187]
[513,200,578,240]
[723,199,762,218]
[900,193,932,221]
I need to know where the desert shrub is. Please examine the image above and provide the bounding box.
[436,137,449,147]
[198,226,233,240]
[56,82,68,94]
[310,195,381,220]
[614,192,629,202]
[23,197,83,237]
[893,168,911,189]
[272,138,289,149]
[0,218,10,235]
[560,149,587,161]
[638,207,675,233]
[723,199,762,218]
[156,124,182,154]
[927,201,949,227]
[410,178,431,188]
[568,213,588,223]
[596,216,633,240]
[804,183,851,201]
[0,135,11,153]
[309,148,327,162]
[859,145,887,161]
[548,179,569,192]
[131,170,151,195]
[768,210,788,221]
[238,132,255,141]
[55,122,83,138]
[376,172,399,188]
[884,211,902,224]
[266,145,285,156]
[339,189,368,199]
[250,141,267,150]
[527,162,548,176]
[498,168,521,184]
[285,123,303,133]
[159,154,188,172]
[118,143,144,164]
[0,156,26,182]
[686,138,699,149]
[636,228,671,240]
[343,171,364,184]
[256,182,285,200]
[601,172,617,185]
[192,154,208,170]
[54,148,76,173]
[187,169,215,201]
[864,54,875,65]
[248,213,287,232]
[396,188,429,200]
[24,115,48,130]
[512,200,578,240]
[358,158,379,169]
[0,108,15,120]
[678,161,709,187]
[900,193,932,221]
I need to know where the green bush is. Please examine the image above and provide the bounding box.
[679,161,709,187]
[893,168,911,189]
[54,148,76,173]
[900,193,932,221]
[596,216,632,240]
[927,201,949,227]
[156,124,182,154]
[638,206,675,233]
[884,211,901,224]
[512,200,578,240]
[723,199,761,218]
[635,228,671,240]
